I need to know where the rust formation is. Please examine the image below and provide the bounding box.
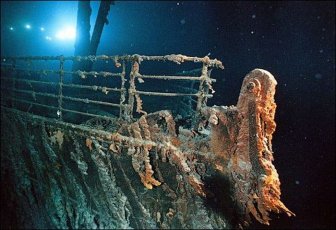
[204,69,295,225]
[1,54,294,227]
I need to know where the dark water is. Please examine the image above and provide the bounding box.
[1,1,335,229]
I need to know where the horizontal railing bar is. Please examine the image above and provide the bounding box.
[61,95,121,107]
[3,87,211,100]
[1,97,118,120]
[1,67,122,78]
[136,90,197,97]
[1,55,124,61]
[135,90,213,98]
[1,105,159,146]
[70,70,122,78]
[137,74,216,82]
[1,77,57,85]
[1,87,121,107]
[0,67,59,74]
[0,77,122,93]
[1,96,58,110]
[61,108,117,120]
[139,75,202,81]
[1,66,214,82]
[1,106,212,159]
[0,102,116,123]
[2,88,59,99]
[62,83,123,93]
[133,54,224,68]
[1,54,224,69]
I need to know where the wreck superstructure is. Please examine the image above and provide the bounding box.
[0,54,294,228]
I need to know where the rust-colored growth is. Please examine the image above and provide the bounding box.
[187,175,206,197]
[132,61,140,75]
[139,146,161,189]
[170,137,181,147]
[85,138,93,151]
[207,106,239,168]
[127,116,162,189]
[207,69,294,225]
[2,54,296,228]
[93,65,293,226]
[138,116,151,140]
[122,111,206,194]
[135,93,146,115]
[130,145,161,190]
[122,67,293,225]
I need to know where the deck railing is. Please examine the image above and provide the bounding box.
[1,54,224,123]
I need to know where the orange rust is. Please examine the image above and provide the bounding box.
[170,137,181,147]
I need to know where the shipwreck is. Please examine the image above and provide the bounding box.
[0,54,294,229]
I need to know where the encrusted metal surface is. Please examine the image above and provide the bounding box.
[1,54,294,228]
[1,54,223,121]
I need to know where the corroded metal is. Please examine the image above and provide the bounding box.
[1,54,224,68]
[1,54,223,121]
[0,54,294,227]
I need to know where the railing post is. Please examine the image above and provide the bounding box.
[196,63,208,111]
[0,54,223,123]
[58,55,64,120]
[119,60,126,119]
[125,59,136,121]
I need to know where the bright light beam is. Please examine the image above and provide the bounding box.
[55,26,76,41]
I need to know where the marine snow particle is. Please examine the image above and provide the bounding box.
[314,73,322,80]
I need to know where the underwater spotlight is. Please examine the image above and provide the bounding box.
[55,26,76,40]
[25,24,31,29]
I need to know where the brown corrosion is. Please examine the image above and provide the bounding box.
[87,68,294,226]
[207,69,295,225]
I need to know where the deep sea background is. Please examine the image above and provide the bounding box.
[1,1,335,229]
